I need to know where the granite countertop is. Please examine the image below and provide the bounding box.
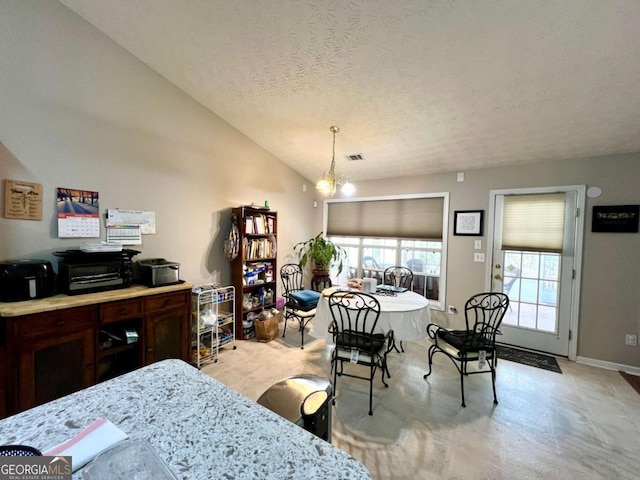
[0,283,193,317]
[0,359,371,480]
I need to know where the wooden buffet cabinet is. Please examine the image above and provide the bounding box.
[0,283,192,418]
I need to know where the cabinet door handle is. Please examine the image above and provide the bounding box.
[119,308,128,316]
[56,319,64,326]
[147,347,153,352]
[164,299,171,307]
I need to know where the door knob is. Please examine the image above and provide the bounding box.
[495,264,501,269]
[494,274,502,280]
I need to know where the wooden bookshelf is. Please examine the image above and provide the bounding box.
[231,206,277,340]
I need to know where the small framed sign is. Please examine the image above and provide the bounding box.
[454,210,484,236]
[592,205,639,233]
[4,179,43,220]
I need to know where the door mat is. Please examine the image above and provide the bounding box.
[497,345,562,374]
[620,371,640,396]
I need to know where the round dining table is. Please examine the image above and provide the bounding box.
[308,289,431,343]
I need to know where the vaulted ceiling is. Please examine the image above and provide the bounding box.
[58,0,640,184]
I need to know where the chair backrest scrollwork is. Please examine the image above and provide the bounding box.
[328,291,381,353]
[383,266,414,289]
[280,263,304,297]
[464,292,510,344]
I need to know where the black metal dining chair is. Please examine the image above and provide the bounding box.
[423,292,509,407]
[280,264,320,349]
[328,290,391,415]
[382,266,414,353]
[383,266,414,290]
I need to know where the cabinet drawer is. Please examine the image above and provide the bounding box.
[100,300,143,324]
[145,292,188,313]
[18,307,95,338]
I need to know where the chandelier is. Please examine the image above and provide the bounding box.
[315,126,355,195]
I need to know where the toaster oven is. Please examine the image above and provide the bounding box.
[137,258,181,287]
[54,249,140,295]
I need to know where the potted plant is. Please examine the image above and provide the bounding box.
[294,232,346,276]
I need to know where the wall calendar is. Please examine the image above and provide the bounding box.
[57,187,100,238]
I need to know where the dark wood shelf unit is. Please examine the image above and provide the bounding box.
[0,286,191,418]
[231,206,277,340]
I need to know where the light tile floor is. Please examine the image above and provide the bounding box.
[202,324,639,480]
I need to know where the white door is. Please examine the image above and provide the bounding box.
[488,187,584,357]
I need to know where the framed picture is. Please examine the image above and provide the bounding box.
[592,205,639,233]
[454,210,484,236]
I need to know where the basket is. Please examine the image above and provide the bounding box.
[254,313,279,342]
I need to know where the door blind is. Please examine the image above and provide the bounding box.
[502,193,566,253]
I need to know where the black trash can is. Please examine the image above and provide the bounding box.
[257,374,332,442]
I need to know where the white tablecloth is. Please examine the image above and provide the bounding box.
[309,290,431,342]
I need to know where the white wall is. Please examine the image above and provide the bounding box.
[0,0,320,289]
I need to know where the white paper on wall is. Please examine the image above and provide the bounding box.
[106,224,142,245]
[107,209,156,234]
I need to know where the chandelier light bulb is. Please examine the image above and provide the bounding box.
[341,178,355,194]
[315,126,354,196]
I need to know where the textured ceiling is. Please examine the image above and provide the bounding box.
[58,0,640,184]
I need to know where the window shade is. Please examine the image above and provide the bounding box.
[502,193,566,253]
[327,197,444,239]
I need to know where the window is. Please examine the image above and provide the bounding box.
[325,193,448,310]
[502,250,560,332]
[328,236,443,303]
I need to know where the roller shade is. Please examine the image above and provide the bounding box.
[502,193,566,253]
[327,197,444,240]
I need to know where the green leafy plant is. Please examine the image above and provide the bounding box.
[294,232,346,275]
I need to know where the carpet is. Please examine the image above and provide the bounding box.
[620,371,640,396]
[496,345,562,374]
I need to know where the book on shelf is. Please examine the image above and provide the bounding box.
[266,215,275,234]
[254,214,266,234]
[243,238,275,259]
[243,213,275,236]
[242,238,249,258]
[244,216,254,234]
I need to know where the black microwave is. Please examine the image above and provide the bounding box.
[54,249,139,295]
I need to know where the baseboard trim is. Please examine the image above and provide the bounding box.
[576,356,640,375]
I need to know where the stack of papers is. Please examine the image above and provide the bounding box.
[44,418,128,472]
[80,242,123,253]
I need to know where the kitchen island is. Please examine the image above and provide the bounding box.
[0,359,371,479]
